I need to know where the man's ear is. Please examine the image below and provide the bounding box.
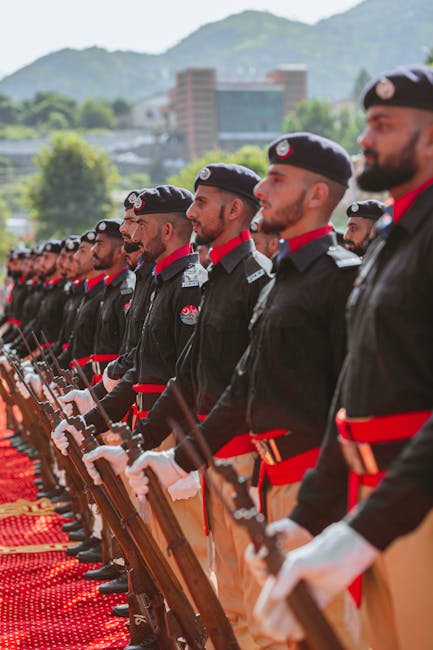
[306,182,329,209]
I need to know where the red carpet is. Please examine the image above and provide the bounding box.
[0,404,130,650]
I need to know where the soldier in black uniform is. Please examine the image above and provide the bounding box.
[85,164,274,648]
[123,134,363,649]
[250,66,433,650]
[52,237,84,358]
[343,199,386,256]
[57,230,106,373]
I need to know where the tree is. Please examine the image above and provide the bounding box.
[426,48,433,65]
[79,99,116,129]
[167,145,267,191]
[0,93,20,125]
[351,69,371,101]
[283,99,337,140]
[27,132,119,238]
[21,92,77,128]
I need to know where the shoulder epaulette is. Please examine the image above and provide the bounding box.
[182,263,208,288]
[244,251,272,284]
[120,273,136,294]
[326,245,361,268]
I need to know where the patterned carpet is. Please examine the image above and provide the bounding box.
[0,405,130,650]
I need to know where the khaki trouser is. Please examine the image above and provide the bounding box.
[266,482,366,650]
[359,485,433,650]
[208,452,287,650]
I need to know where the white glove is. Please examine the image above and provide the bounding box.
[42,381,59,405]
[254,522,379,642]
[102,365,120,393]
[245,518,312,585]
[125,448,187,501]
[82,445,128,485]
[16,380,31,399]
[27,372,43,398]
[167,471,201,501]
[51,417,84,456]
[59,388,94,415]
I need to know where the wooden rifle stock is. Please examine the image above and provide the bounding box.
[169,385,346,650]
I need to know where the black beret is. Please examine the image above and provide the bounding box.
[80,229,96,244]
[268,132,353,187]
[62,236,80,252]
[362,65,433,113]
[124,190,143,210]
[346,200,386,221]
[133,185,193,216]
[193,163,261,206]
[42,240,62,254]
[95,218,123,239]
[15,248,29,260]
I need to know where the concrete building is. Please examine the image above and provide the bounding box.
[168,64,307,160]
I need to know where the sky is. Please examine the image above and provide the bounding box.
[0,0,360,78]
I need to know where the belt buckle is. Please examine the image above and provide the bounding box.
[252,439,278,465]
[338,436,379,475]
[136,393,143,412]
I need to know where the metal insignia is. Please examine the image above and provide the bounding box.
[179,304,199,326]
[134,197,143,209]
[46,244,52,251]
[276,139,292,158]
[128,192,137,204]
[247,268,265,284]
[199,167,211,181]
[375,77,396,100]
[182,267,200,287]
[87,232,95,241]
[351,203,359,212]
[98,222,107,231]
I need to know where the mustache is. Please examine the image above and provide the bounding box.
[362,148,379,161]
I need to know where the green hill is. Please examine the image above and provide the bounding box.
[0,0,431,102]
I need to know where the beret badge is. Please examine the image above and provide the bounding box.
[87,232,95,241]
[128,192,137,204]
[134,197,143,209]
[46,244,52,251]
[375,77,396,100]
[199,167,212,181]
[98,222,107,231]
[351,203,359,212]
[276,139,292,159]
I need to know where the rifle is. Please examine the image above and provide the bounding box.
[33,361,176,650]
[170,383,346,650]
[75,362,239,650]
[71,362,209,649]
[40,330,79,389]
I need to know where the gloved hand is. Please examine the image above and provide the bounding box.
[59,388,94,415]
[254,521,379,642]
[167,471,201,502]
[125,449,187,501]
[102,364,120,393]
[82,445,128,485]
[51,417,85,456]
[16,380,31,399]
[245,518,312,585]
[42,381,59,405]
[26,372,43,398]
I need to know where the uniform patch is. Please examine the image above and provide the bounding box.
[276,139,293,159]
[247,268,266,284]
[179,305,199,326]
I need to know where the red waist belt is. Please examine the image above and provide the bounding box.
[62,342,70,351]
[251,428,320,486]
[70,353,118,369]
[197,414,253,458]
[335,407,431,607]
[7,317,21,326]
[132,383,166,421]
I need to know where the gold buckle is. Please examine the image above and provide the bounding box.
[252,439,277,465]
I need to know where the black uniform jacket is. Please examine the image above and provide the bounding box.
[85,252,206,433]
[29,278,68,351]
[292,183,433,542]
[134,239,272,450]
[92,266,135,359]
[52,280,86,356]
[57,274,106,370]
[175,233,361,472]
[10,280,44,352]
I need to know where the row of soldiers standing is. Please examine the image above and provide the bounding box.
[1,62,433,650]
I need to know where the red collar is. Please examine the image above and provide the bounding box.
[155,245,192,275]
[391,177,433,223]
[105,266,128,286]
[45,276,63,287]
[209,230,251,265]
[86,272,106,291]
[288,224,333,253]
